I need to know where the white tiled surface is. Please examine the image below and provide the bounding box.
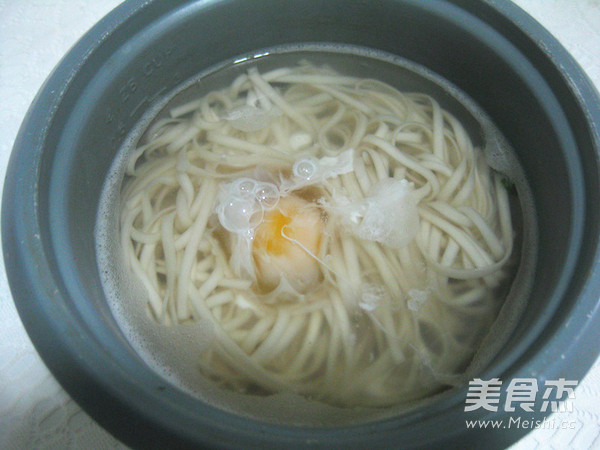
[0,1,599,448]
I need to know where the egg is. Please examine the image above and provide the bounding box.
[252,195,323,293]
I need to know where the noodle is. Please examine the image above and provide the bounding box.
[119,61,514,407]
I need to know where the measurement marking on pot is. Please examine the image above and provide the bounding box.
[152,87,168,102]
[142,46,174,78]
[106,47,181,147]
[119,77,138,103]
[130,97,148,118]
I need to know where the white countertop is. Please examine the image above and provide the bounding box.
[1,1,599,448]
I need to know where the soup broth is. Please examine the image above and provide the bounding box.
[96,45,536,425]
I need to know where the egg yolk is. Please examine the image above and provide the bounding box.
[252,195,323,293]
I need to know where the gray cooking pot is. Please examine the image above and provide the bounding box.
[3,0,600,448]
